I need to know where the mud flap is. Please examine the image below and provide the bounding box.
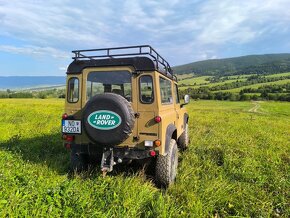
[101,148,115,173]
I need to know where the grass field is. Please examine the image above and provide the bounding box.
[178,72,290,93]
[198,78,247,88]
[177,73,194,80]
[265,72,290,78]
[220,79,290,93]
[0,99,289,217]
[179,76,211,85]
[220,74,255,80]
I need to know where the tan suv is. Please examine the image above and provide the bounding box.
[62,45,189,187]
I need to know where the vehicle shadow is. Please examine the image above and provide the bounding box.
[0,131,156,181]
[0,132,70,174]
[0,133,155,179]
[0,133,184,188]
[73,157,156,179]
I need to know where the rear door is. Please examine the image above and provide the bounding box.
[81,66,138,145]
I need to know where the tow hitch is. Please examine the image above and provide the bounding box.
[101,148,115,175]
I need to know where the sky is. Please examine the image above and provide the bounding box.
[0,0,290,76]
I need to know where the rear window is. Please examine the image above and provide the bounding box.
[67,77,79,103]
[87,71,132,101]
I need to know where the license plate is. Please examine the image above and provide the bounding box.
[62,120,81,134]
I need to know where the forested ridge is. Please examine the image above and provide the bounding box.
[173,53,290,76]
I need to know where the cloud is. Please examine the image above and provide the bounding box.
[59,66,67,71]
[0,0,290,65]
[0,0,114,48]
[155,0,290,63]
[0,45,69,59]
[200,0,290,44]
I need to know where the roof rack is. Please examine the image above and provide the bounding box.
[72,45,173,77]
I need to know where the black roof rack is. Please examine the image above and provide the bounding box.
[71,45,173,77]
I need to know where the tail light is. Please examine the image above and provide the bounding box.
[149,150,156,156]
[154,140,161,147]
[65,143,71,149]
[154,116,162,123]
[62,113,68,119]
[62,134,74,142]
[66,135,74,142]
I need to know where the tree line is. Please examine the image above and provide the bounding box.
[180,75,290,91]
[0,89,65,99]
[181,83,290,102]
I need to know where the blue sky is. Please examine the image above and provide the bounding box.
[0,0,290,76]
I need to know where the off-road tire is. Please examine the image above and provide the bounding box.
[178,122,189,150]
[155,139,178,187]
[70,151,88,172]
[82,93,135,146]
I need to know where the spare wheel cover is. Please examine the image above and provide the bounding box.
[82,93,135,146]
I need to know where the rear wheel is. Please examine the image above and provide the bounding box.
[155,139,178,188]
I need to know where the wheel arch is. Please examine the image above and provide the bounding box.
[184,113,189,126]
[164,124,177,155]
[177,113,189,149]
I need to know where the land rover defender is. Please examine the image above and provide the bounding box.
[62,45,189,187]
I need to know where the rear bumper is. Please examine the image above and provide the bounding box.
[69,143,158,160]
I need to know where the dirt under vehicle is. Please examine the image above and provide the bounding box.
[62,45,190,187]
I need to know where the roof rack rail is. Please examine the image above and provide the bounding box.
[72,45,173,77]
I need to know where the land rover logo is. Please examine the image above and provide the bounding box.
[88,110,122,130]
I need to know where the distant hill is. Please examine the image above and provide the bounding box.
[173,53,290,76]
[0,76,65,89]
[2,53,290,89]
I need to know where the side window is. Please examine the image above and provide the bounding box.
[67,77,79,103]
[159,77,173,104]
[175,84,180,104]
[140,75,154,104]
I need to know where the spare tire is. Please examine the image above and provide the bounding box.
[82,93,135,146]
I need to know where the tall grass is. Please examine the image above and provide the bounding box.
[0,99,289,217]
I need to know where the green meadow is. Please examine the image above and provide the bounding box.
[178,72,290,87]
[0,99,289,217]
[219,79,290,93]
